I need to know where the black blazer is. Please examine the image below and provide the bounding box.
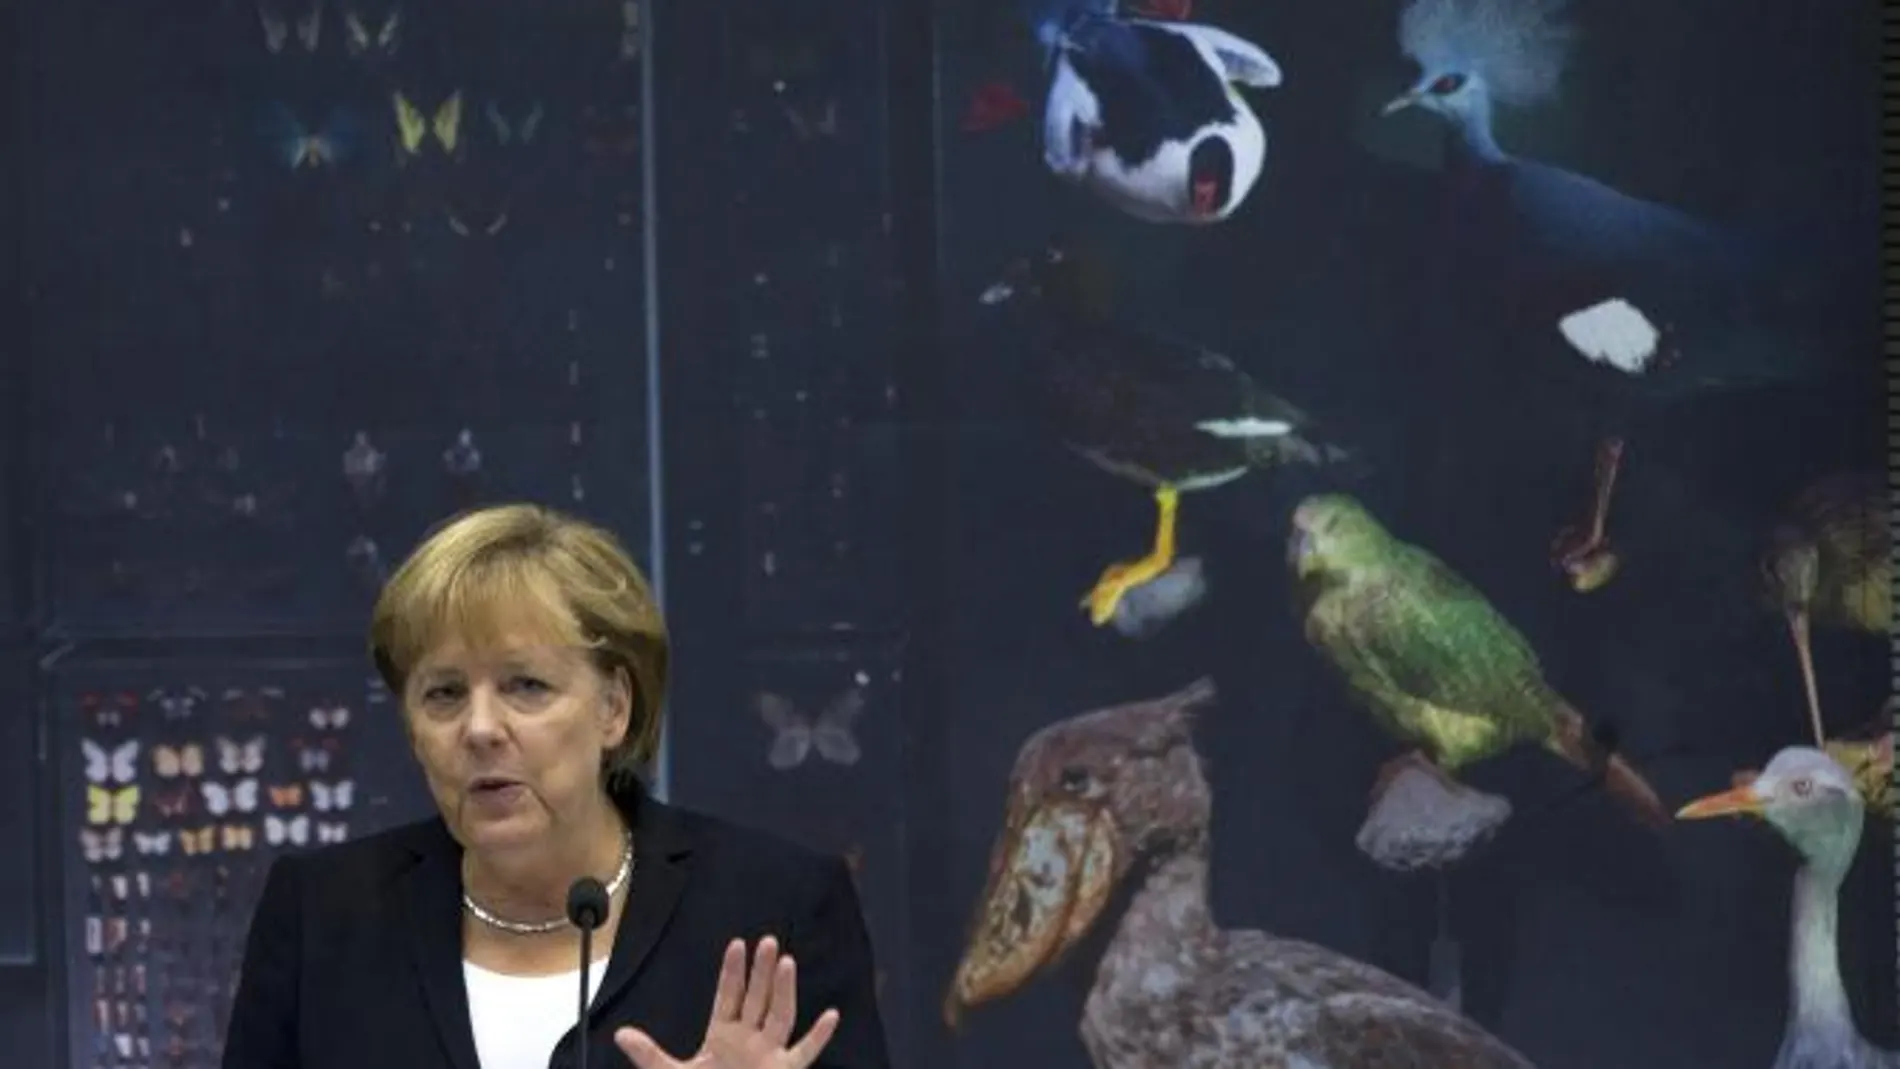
[222,788,891,1069]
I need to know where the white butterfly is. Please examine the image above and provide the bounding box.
[133,831,172,856]
[217,736,266,775]
[311,780,355,811]
[316,821,349,843]
[79,827,123,863]
[309,706,351,731]
[757,688,863,771]
[266,814,311,846]
[202,779,260,815]
[82,739,140,784]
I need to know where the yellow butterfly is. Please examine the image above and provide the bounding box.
[178,826,218,856]
[86,785,140,826]
[392,91,463,160]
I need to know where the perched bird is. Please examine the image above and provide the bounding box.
[943,678,1537,1068]
[1381,0,1850,593]
[981,243,1356,627]
[1761,474,1890,747]
[1678,748,1898,1068]
[1288,493,1668,826]
[1033,0,1282,223]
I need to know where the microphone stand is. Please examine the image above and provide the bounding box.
[567,878,610,1069]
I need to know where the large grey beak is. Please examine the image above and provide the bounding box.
[1380,92,1420,117]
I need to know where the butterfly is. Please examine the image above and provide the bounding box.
[221,685,283,720]
[446,206,509,238]
[151,785,193,818]
[152,742,204,779]
[258,1,323,54]
[78,691,138,729]
[311,780,355,811]
[757,688,863,771]
[263,104,358,170]
[79,827,124,863]
[342,7,400,56]
[87,785,140,826]
[316,821,349,843]
[221,824,257,851]
[133,831,172,856]
[265,814,311,846]
[149,686,206,721]
[268,783,305,809]
[178,826,217,856]
[294,736,338,772]
[309,705,351,731]
[201,779,259,816]
[485,102,544,146]
[216,736,266,775]
[392,92,463,160]
[81,739,139,784]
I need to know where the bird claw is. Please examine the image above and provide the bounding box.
[1550,526,1620,593]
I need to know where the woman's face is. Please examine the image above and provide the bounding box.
[403,634,629,853]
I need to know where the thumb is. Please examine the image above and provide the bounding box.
[614,1026,681,1069]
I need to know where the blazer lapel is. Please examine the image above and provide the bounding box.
[400,821,483,1069]
[592,790,694,1019]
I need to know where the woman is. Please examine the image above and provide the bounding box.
[223,504,890,1069]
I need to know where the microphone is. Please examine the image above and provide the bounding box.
[567,878,610,1069]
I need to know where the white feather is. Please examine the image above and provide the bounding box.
[1195,416,1293,438]
[1042,58,1099,179]
[1557,298,1661,375]
[1141,21,1283,87]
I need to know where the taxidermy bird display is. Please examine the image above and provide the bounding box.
[1031,0,1282,223]
[1761,473,1890,747]
[980,243,1356,627]
[1381,0,1850,593]
[1287,493,1668,827]
[943,678,1537,1068]
[1678,748,1899,1069]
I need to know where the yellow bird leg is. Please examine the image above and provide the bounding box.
[1081,486,1180,626]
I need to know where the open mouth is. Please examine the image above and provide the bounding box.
[470,776,522,794]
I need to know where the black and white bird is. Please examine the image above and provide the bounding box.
[1033,0,1282,224]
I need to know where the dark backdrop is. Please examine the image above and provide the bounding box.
[0,1,1889,1068]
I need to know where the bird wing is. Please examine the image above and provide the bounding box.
[1322,548,1551,726]
[1134,20,1281,87]
[1216,934,1534,1069]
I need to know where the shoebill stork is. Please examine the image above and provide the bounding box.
[1379,0,1861,593]
[1678,748,1899,1068]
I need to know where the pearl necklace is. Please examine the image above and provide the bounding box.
[462,830,635,935]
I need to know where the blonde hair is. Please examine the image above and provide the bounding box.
[369,503,667,790]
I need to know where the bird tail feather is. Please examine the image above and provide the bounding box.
[1545,707,1669,829]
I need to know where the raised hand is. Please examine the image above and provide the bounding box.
[615,936,840,1069]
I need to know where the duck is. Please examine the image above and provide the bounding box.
[942,677,1537,1068]
[980,243,1357,626]
[1761,474,1889,747]
[1677,747,1898,1068]
[1033,0,1282,223]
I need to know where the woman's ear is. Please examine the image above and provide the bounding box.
[601,665,634,747]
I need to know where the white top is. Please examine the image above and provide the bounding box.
[464,960,608,1069]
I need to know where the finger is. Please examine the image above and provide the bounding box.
[707,939,747,1026]
[786,1009,840,1069]
[740,936,779,1027]
[762,954,797,1047]
[614,1026,681,1069]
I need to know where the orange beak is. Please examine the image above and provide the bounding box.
[1675,777,1765,821]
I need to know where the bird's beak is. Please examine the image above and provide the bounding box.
[1380,92,1420,117]
[1675,778,1766,821]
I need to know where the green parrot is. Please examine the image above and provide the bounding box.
[1287,493,1668,828]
